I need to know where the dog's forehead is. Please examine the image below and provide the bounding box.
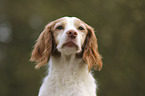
[56,17,84,26]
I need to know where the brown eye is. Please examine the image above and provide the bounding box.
[78,26,84,30]
[56,26,63,30]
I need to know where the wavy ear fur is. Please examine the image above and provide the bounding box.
[83,25,103,71]
[30,24,53,69]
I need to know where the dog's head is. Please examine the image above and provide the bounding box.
[30,17,102,71]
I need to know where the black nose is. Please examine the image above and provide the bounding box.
[67,30,78,39]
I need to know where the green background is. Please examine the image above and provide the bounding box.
[0,0,145,96]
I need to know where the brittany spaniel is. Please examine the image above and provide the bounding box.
[30,17,102,96]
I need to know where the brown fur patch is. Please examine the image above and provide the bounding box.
[83,24,103,71]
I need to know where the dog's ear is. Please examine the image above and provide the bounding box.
[30,23,54,69]
[83,25,102,71]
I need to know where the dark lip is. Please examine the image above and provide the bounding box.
[62,41,78,48]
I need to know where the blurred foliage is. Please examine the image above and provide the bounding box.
[0,0,145,96]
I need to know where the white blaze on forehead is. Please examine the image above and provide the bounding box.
[65,17,77,31]
[65,17,86,30]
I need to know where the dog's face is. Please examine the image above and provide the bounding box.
[30,17,102,71]
[51,17,88,55]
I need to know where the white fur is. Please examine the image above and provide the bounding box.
[38,54,97,96]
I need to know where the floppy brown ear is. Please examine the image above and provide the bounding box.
[30,24,53,69]
[83,25,103,71]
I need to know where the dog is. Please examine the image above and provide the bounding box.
[30,17,102,96]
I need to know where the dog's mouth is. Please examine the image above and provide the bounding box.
[62,42,78,49]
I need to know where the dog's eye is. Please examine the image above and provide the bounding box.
[56,26,63,30]
[78,26,84,30]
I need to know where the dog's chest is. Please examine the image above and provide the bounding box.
[44,71,96,96]
[38,57,97,96]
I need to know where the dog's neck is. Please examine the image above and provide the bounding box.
[42,53,97,96]
[48,54,89,79]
